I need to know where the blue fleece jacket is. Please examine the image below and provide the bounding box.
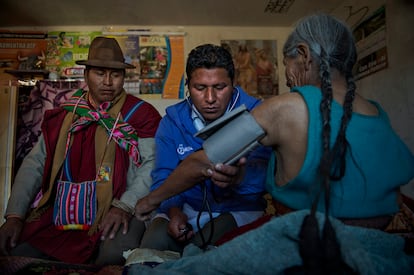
[151,87,271,214]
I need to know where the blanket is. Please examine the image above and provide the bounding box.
[126,210,414,275]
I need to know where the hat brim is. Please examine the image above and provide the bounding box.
[75,59,135,69]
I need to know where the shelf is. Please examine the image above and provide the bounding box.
[5,69,50,79]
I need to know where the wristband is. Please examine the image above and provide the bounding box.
[6,214,23,221]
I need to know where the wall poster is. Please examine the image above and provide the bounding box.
[221,39,278,98]
[46,31,102,78]
[0,32,48,84]
[109,35,141,95]
[104,34,185,99]
[137,35,185,99]
[46,32,185,99]
[353,6,387,80]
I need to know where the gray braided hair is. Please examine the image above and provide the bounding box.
[283,13,358,275]
[283,12,357,188]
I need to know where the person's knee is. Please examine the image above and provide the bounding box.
[10,242,49,259]
[94,242,125,266]
[140,218,168,249]
[140,217,180,252]
[95,218,146,266]
[193,213,237,247]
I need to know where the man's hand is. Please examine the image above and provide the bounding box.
[0,217,24,256]
[99,207,131,240]
[134,151,247,222]
[167,208,194,242]
[210,157,247,188]
[134,196,159,221]
[135,150,214,222]
[177,150,215,183]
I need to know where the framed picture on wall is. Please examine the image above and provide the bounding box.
[221,39,279,98]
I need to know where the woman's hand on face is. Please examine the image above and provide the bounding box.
[285,54,308,88]
[286,67,305,88]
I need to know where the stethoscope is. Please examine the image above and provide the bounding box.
[186,86,241,131]
[186,86,241,248]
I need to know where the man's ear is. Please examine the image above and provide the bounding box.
[297,43,312,71]
[83,69,88,82]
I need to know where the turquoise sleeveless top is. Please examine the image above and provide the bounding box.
[266,85,414,218]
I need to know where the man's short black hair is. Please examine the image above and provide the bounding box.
[186,44,235,86]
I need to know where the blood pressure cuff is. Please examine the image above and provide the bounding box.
[195,105,265,165]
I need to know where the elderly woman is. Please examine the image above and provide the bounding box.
[134,13,414,274]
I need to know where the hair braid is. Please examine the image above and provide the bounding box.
[283,13,359,275]
[318,51,334,206]
[330,75,356,180]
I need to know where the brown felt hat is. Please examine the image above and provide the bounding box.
[76,37,135,69]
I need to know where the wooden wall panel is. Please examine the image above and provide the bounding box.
[0,86,18,220]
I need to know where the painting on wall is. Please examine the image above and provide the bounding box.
[221,39,278,98]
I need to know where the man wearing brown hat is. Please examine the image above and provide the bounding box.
[0,37,162,265]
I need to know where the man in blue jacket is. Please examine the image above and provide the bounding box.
[139,44,271,253]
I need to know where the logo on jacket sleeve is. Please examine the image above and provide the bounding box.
[177,144,194,155]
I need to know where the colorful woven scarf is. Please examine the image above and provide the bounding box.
[61,89,141,166]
